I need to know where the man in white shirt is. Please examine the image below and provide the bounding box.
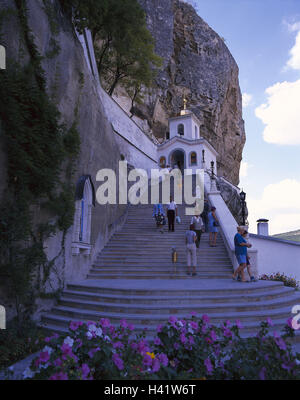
[167,195,178,232]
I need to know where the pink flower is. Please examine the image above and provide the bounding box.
[275,337,287,351]
[266,317,274,326]
[113,341,124,349]
[157,324,163,333]
[223,328,232,338]
[112,353,124,370]
[76,339,83,348]
[69,321,83,331]
[190,321,198,330]
[158,353,168,367]
[88,347,100,358]
[287,317,294,329]
[81,364,90,379]
[142,354,152,367]
[49,372,68,380]
[282,362,292,371]
[189,336,195,345]
[174,342,179,350]
[152,358,160,373]
[128,324,134,331]
[180,333,187,344]
[131,342,138,351]
[99,318,111,328]
[204,358,213,374]
[169,316,178,327]
[202,314,210,324]
[137,340,150,354]
[190,311,197,316]
[39,351,50,363]
[154,337,162,346]
[120,319,128,329]
[236,319,243,329]
[210,330,217,341]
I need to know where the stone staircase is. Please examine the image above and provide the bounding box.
[41,203,300,340]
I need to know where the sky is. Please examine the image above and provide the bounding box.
[185,0,300,235]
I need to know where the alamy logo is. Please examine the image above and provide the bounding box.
[0,305,5,329]
[0,45,6,70]
[291,305,300,330]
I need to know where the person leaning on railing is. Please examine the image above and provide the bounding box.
[232,226,252,282]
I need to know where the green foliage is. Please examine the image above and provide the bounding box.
[25,315,300,380]
[0,1,80,330]
[0,318,47,371]
[60,0,162,97]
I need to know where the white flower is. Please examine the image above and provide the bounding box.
[296,359,300,365]
[40,363,49,370]
[88,324,97,332]
[177,321,184,327]
[23,367,35,379]
[42,346,53,355]
[104,335,111,342]
[86,331,93,339]
[95,327,103,337]
[188,327,194,334]
[63,336,74,347]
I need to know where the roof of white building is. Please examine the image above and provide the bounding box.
[157,136,219,157]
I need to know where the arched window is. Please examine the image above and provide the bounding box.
[159,156,166,168]
[190,152,197,166]
[177,124,184,136]
[72,175,95,255]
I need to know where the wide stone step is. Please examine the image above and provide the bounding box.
[56,293,300,315]
[61,286,295,305]
[66,280,285,296]
[91,266,232,272]
[86,273,237,280]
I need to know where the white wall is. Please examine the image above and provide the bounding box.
[249,235,300,281]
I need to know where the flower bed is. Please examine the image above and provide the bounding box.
[23,314,300,380]
[260,272,299,288]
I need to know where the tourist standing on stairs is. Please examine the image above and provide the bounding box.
[241,229,256,282]
[208,206,219,247]
[185,224,197,276]
[232,226,252,282]
[167,196,178,232]
[191,214,205,248]
[201,198,209,232]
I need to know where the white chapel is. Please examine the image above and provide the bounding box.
[157,98,218,175]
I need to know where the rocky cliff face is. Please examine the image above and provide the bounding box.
[114,0,245,185]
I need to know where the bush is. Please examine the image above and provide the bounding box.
[23,314,300,380]
[260,273,299,288]
[0,319,47,370]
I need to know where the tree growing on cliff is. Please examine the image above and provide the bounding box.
[60,0,162,96]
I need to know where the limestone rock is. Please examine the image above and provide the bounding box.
[119,0,246,185]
